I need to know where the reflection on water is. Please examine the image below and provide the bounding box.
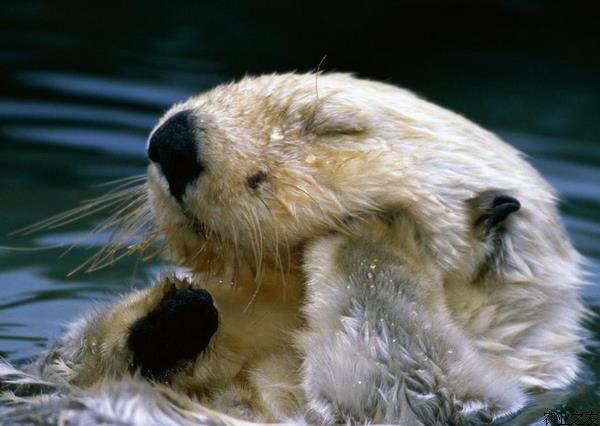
[1,0,599,423]
[19,72,192,106]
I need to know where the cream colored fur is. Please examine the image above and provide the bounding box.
[0,73,586,425]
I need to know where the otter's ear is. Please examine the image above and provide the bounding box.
[470,192,521,237]
[304,101,368,136]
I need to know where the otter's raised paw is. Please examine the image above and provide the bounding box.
[126,287,218,379]
[470,191,521,237]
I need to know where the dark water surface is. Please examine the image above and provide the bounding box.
[1,1,599,424]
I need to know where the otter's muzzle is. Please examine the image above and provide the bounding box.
[147,110,204,202]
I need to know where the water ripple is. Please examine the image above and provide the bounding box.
[19,71,193,107]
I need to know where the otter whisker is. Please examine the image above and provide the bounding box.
[70,222,158,275]
[314,56,327,100]
[0,242,70,251]
[272,224,288,302]
[128,244,149,289]
[86,233,157,273]
[94,174,146,188]
[141,245,165,263]
[85,248,138,273]
[229,224,243,288]
[67,249,105,276]
[277,181,350,233]
[242,211,260,277]
[261,186,294,274]
[106,199,151,234]
[263,187,295,219]
[14,193,133,236]
[190,238,210,261]
[278,181,327,218]
[101,212,155,253]
[257,193,290,300]
[10,178,155,277]
[77,185,146,206]
[252,209,265,284]
[278,180,368,238]
[86,195,148,236]
[58,193,149,261]
[14,184,145,236]
[35,181,159,275]
[241,209,266,311]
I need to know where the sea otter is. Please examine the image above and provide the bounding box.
[0,73,586,425]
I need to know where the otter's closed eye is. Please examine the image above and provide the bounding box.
[312,121,366,136]
[305,102,368,137]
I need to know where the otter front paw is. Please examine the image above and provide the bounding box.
[126,287,219,379]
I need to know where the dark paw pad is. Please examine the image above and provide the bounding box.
[127,287,219,379]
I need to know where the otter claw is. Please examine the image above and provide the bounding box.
[471,192,521,236]
[486,195,521,232]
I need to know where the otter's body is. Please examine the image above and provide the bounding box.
[0,74,586,425]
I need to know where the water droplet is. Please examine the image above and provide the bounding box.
[270,128,284,142]
[346,284,351,289]
[392,338,397,343]
[369,284,375,290]
[357,380,362,385]
[383,140,392,150]
[90,338,98,354]
[305,154,317,164]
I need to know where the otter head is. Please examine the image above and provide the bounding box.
[146,73,527,284]
[147,74,384,278]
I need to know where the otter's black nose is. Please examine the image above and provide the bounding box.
[148,110,204,201]
[127,288,219,379]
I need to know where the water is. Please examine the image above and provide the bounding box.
[1,1,599,423]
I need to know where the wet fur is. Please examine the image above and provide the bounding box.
[0,73,586,425]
